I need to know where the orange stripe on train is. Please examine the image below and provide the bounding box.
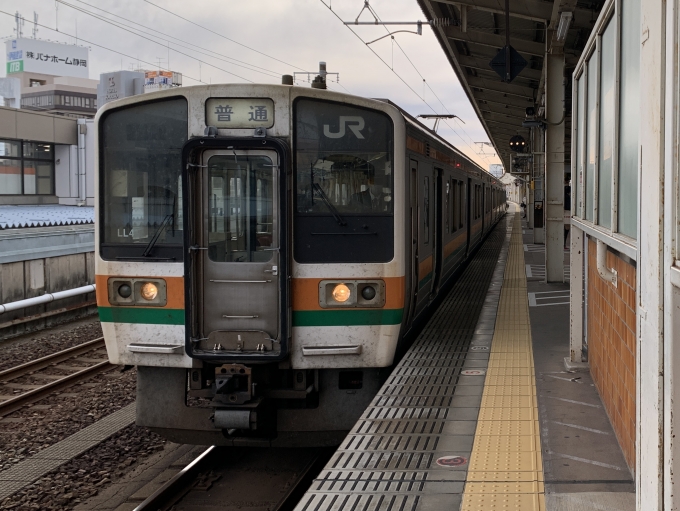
[292,277,405,311]
[95,274,185,309]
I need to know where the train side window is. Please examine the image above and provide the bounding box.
[452,180,459,232]
[423,176,430,244]
[459,182,464,228]
[473,186,478,219]
[445,178,450,234]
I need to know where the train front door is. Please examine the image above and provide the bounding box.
[196,149,282,356]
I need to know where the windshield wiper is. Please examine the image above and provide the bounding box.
[142,213,174,257]
[312,183,346,226]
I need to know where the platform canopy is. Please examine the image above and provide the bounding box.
[415,0,605,171]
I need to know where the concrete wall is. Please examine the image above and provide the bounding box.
[0,105,77,145]
[587,238,637,472]
[0,251,96,340]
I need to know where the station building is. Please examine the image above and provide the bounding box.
[0,37,99,337]
[413,0,675,507]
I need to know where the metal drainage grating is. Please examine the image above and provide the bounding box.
[295,218,511,511]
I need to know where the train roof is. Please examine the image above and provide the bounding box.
[372,98,500,185]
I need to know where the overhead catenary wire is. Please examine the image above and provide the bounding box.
[52,1,255,83]
[364,2,491,164]
[57,0,284,80]
[0,10,205,84]
[142,0,307,72]
[319,0,490,166]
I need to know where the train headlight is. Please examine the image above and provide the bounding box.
[320,280,385,308]
[117,284,132,298]
[140,282,159,301]
[332,284,351,302]
[361,285,376,300]
[108,278,167,306]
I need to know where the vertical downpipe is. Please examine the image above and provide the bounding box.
[77,120,87,206]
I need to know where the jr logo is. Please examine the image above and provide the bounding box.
[323,116,365,139]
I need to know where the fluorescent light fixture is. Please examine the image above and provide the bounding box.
[556,12,573,42]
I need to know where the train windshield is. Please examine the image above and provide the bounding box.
[99,98,188,260]
[295,99,393,216]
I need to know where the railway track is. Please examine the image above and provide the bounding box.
[133,445,333,511]
[0,337,112,416]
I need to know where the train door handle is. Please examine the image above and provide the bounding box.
[264,266,278,276]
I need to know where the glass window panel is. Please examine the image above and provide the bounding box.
[0,159,22,194]
[23,142,53,160]
[618,0,640,238]
[295,99,393,216]
[35,161,53,195]
[576,76,585,217]
[423,176,430,244]
[207,155,274,263]
[23,161,36,194]
[586,55,598,221]
[598,21,615,228]
[459,182,464,228]
[446,178,451,233]
[100,98,188,258]
[0,140,20,158]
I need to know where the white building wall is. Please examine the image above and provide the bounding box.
[55,144,78,203]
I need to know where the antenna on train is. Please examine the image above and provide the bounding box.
[290,62,339,90]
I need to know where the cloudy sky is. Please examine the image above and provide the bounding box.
[0,0,501,168]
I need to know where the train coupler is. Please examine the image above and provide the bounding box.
[213,364,251,404]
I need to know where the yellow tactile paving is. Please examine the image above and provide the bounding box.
[480,395,537,408]
[473,435,538,452]
[465,481,544,493]
[467,471,544,482]
[475,420,540,436]
[486,367,535,376]
[462,213,545,510]
[461,492,545,511]
[482,385,535,396]
[484,375,535,386]
[468,451,542,472]
[476,407,538,421]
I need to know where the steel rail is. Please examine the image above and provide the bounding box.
[133,446,217,511]
[0,337,106,382]
[132,445,331,511]
[272,449,332,511]
[0,360,113,417]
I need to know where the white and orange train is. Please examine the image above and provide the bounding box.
[95,83,506,446]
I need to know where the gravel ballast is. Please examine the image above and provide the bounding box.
[0,317,174,510]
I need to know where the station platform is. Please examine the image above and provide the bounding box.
[296,208,635,511]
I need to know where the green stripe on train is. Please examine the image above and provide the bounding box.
[293,308,403,327]
[98,307,185,325]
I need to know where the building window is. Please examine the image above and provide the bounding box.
[0,139,54,195]
[573,0,640,241]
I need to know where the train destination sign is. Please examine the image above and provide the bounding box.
[206,98,275,129]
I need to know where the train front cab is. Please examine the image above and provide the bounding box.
[96,85,410,446]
